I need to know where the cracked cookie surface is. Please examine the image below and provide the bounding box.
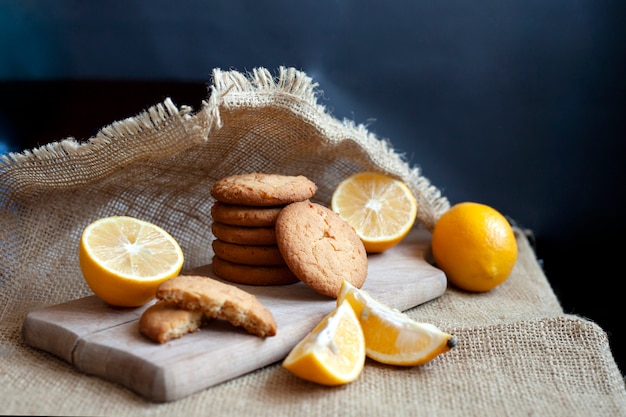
[210,173,317,206]
[275,200,367,298]
[156,275,277,337]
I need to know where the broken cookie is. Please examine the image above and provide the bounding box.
[155,275,277,338]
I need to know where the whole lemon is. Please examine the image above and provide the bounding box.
[431,202,518,292]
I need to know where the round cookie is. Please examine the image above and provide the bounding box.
[212,239,286,266]
[275,200,368,298]
[212,222,277,245]
[211,173,317,206]
[212,256,300,286]
[211,202,284,227]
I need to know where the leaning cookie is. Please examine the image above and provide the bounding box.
[156,275,277,337]
[139,301,204,344]
[275,200,368,298]
[211,173,317,206]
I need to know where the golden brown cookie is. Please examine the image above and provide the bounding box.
[212,222,277,245]
[211,202,284,227]
[212,239,286,266]
[275,200,368,298]
[212,256,299,286]
[139,301,204,344]
[156,275,277,337]
[210,173,317,206]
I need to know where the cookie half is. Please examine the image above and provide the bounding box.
[275,200,368,298]
[156,275,277,337]
[139,301,204,344]
[210,173,317,206]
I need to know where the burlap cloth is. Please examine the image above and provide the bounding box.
[1,67,625,416]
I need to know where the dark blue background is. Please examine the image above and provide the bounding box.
[1,1,625,373]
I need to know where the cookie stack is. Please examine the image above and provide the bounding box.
[209,173,318,286]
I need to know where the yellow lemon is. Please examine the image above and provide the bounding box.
[431,202,518,292]
[79,216,184,307]
[282,300,365,385]
[331,172,418,253]
[337,280,457,366]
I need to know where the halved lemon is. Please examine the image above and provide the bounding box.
[331,171,418,253]
[79,216,184,307]
[282,300,366,386]
[337,280,457,366]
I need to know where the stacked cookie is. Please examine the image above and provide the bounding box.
[209,173,318,286]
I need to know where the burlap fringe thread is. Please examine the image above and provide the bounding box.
[0,66,449,230]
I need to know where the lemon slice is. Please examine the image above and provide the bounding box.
[79,216,184,307]
[282,300,365,386]
[331,171,418,253]
[337,280,457,366]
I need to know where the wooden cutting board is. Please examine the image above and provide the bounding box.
[22,228,446,403]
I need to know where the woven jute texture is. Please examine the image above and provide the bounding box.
[1,67,625,416]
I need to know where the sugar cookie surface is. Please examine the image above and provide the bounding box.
[156,275,277,337]
[275,200,368,298]
[210,173,317,206]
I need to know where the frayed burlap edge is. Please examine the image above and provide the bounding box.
[1,66,449,231]
[205,67,449,230]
